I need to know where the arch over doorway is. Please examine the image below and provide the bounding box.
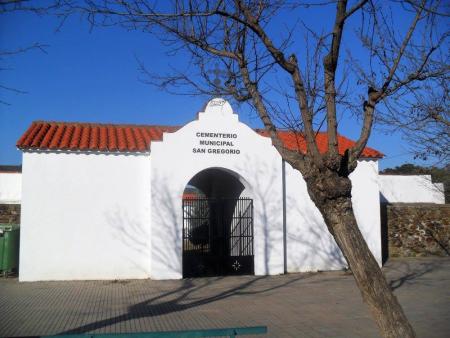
[182,168,254,277]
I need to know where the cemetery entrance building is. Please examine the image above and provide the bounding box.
[16,98,383,281]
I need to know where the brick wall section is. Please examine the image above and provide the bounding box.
[0,204,21,224]
[385,203,449,257]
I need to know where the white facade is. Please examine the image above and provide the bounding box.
[19,98,383,281]
[19,152,151,281]
[0,172,22,204]
[379,175,445,204]
[285,159,381,272]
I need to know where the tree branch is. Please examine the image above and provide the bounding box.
[323,0,349,160]
[349,0,426,164]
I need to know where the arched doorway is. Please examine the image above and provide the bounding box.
[182,168,254,278]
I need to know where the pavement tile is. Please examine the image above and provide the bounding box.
[0,257,448,337]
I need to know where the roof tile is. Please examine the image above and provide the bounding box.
[69,125,82,149]
[60,125,74,149]
[98,126,108,151]
[16,122,36,147]
[49,125,66,149]
[40,124,58,148]
[89,126,99,150]
[79,125,91,150]
[30,123,50,147]
[116,127,127,151]
[133,127,147,151]
[107,126,117,151]
[141,128,152,146]
[22,123,42,147]
[124,127,137,151]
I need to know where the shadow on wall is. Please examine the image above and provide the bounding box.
[105,207,150,275]
[236,156,282,275]
[102,152,354,279]
[104,172,183,278]
[379,175,446,204]
[237,155,350,274]
[415,176,445,202]
[354,165,381,242]
[286,192,346,271]
[181,158,283,276]
[151,172,184,277]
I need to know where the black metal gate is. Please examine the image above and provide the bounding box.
[182,198,254,278]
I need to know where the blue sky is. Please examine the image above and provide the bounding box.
[0,4,434,169]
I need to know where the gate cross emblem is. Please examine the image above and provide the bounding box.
[232,260,241,271]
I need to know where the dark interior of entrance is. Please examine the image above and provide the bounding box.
[187,168,245,199]
[183,168,254,278]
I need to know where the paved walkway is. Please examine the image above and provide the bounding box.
[0,257,449,337]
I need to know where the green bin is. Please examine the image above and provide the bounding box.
[0,224,20,276]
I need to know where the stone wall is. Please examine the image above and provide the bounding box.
[382,203,449,259]
[0,204,21,224]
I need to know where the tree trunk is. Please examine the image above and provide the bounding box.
[304,171,416,338]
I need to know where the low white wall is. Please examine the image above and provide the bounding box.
[286,159,382,272]
[350,160,382,264]
[0,172,22,204]
[379,175,445,204]
[19,151,151,281]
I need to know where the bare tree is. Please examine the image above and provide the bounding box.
[0,0,51,105]
[348,0,450,164]
[10,0,449,337]
[381,76,449,164]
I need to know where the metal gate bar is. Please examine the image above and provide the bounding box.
[182,198,254,277]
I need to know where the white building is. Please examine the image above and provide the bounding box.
[0,166,22,204]
[379,175,445,204]
[16,99,384,281]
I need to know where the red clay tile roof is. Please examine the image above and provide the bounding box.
[17,121,179,153]
[17,121,383,158]
[256,129,383,158]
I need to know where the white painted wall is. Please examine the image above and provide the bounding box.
[18,98,384,281]
[19,151,151,281]
[0,172,22,204]
[285,159,382,273]
[150,99,284,279]
[285,163,344,272]
[350,160,382,265]
[379,175,445,204]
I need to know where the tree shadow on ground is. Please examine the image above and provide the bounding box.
[60,273,312,334]
[386,259,444,290]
